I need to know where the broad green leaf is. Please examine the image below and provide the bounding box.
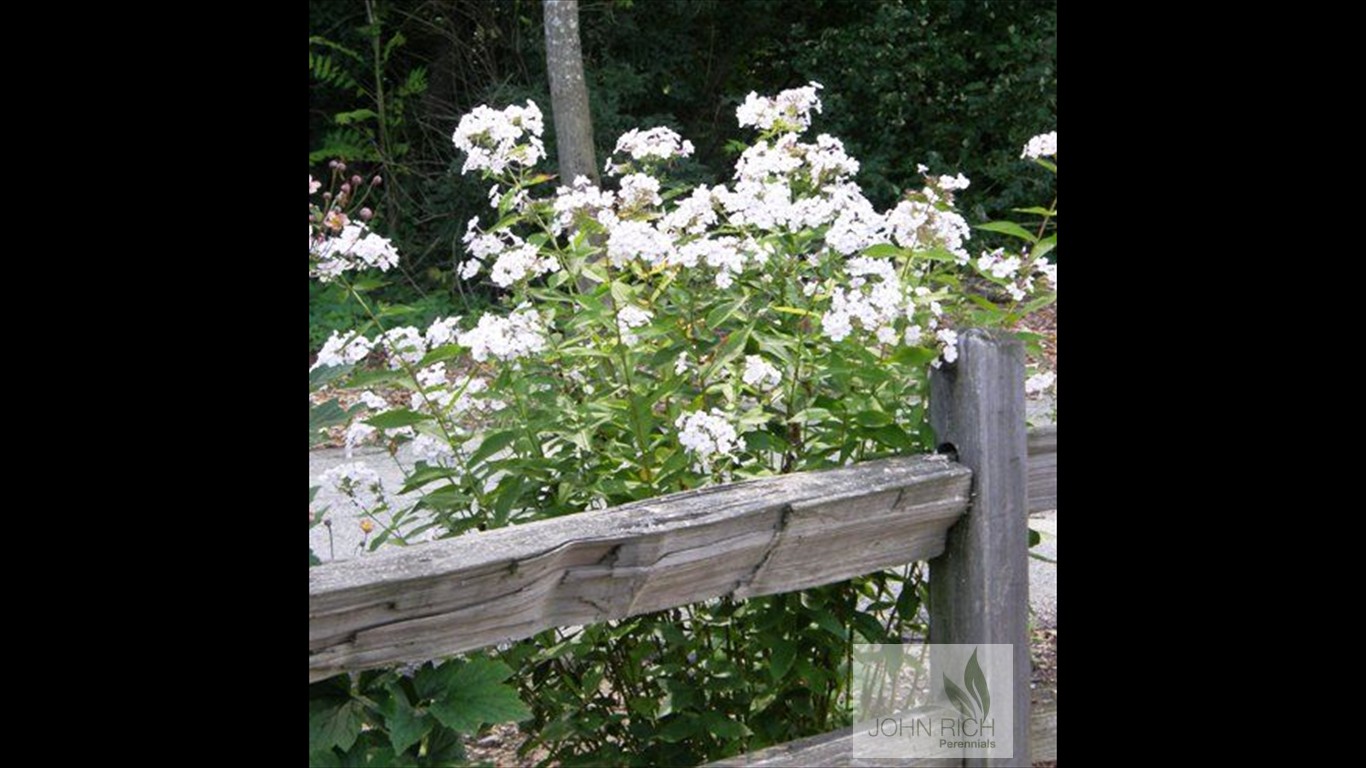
[417,344,465,369]
[861,243,903,258]
[887,345,938,367]
[310,400,354,447]
[308,749,343,768]
[379,685,432,755]
[427,658,530,734]
[975,220,1037,243]
[1031,236,1057,261]
[365,409,432,429]
[309,698,366,753]
[468,429,520,466]
[705,296,747,329]
[703,710,752,740]
[855,410,893,428]
[870,424,915,451]
[769,639,796,681]
[345,368,410,390]
[497,186,520,216]
[400,465,462,494]
[333,108,378,125]
[657,714,701,743]
[610,280,635,306]
[310,363,355,391]
[703,323,753,378]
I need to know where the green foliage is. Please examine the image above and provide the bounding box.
[310,2,1055,761]
[309,0,1055,336]
[308,658,529,767]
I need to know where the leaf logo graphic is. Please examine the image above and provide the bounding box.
[942,648,991,720]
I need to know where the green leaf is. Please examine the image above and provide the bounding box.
[705,296,747,329]
[365,409,432,429]
[379,685,432,755]
[417,344,465,369]
[769,639,796,681]
[310,399,354,447]
[334,108,379,125]
[399,465,462,494]
[869,424,915,451]
[468,429,520,466]
[427,659,530,734]
[887,345,938,367]
[345,368,410,390]
[309,698,366,754]
[975,221,1038,243]
[308,749,343,768]
[1030,236,1057,262]
[703,710,752,740]
[861,243,903,258]
[310,363,355,392]
[1010,206,1055,216]
[703,323,753,378]
[855,410,893,428]
[610,280,635,306]
[657,714,701,743]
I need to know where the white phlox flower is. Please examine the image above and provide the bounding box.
[675,409,740,471]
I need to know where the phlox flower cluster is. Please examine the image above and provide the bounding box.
[457,305,548,362]
[821,256,908,345]
[675,409,740,472]
[321,462,386,513]
[452,101,545,174]
[616,305,653,346]
[737,82,824,133]
[313,331,376,371]
[1022,131,1057,160]
[310,222,400,282]
[459,218,559,286]
[741,355,781,391]
[552,176,615,235]
[605,127,695,175]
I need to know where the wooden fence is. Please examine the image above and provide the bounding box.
[309,329,1058,766]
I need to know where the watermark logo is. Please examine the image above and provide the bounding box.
[943,647,990,722]
[851,643,1013,760]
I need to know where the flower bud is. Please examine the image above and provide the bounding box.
[371,175,383,186]
[359,207,374,221]
[340,183,352,195]
[350,174,363,187]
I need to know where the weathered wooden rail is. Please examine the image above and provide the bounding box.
[309,330,1057,766]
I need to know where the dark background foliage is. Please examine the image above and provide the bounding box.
[309,0,1056,350]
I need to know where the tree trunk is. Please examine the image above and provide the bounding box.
[543,0,598,186]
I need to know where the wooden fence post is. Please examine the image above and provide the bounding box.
[928,329,1030,767]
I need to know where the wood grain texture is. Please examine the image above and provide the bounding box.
[310,455,972,681]
[1026,425,1056,513]
[705,700,1056,767]
[928,330,1031,767]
